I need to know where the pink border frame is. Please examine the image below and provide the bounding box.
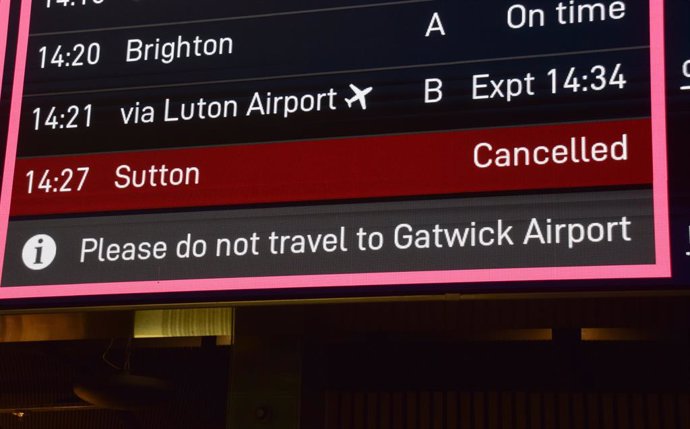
[0,0,11,102]
[0,0,671,300]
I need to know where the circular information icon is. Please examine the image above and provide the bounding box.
[21,234,57,271]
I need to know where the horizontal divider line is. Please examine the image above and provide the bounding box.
[17,116,650,160]
[30,0,434,37]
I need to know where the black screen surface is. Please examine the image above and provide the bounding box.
[0,0,688,305]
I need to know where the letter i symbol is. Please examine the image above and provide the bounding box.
[34,238,44,265]
[22,234,57,271]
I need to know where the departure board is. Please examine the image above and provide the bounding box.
[0,0,687,302]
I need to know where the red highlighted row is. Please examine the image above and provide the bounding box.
[10,119,652,216]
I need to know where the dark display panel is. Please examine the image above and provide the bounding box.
[0,0,687,302]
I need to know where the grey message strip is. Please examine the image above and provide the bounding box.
[3,189,654,287]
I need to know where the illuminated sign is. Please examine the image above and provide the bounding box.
[0,0,684,301]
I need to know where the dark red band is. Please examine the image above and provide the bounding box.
[11,119,652,216]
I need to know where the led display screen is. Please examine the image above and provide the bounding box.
[0,0,688,302]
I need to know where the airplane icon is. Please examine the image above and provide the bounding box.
[345,84,373,110]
